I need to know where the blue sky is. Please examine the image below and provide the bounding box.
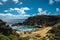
[0,0,60,19]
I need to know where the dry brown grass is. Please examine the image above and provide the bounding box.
[16,26,52,40]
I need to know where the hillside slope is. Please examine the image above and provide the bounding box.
[23,15,60,26]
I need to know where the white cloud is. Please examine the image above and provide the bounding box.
[14,8,20,10]
[23,14,31,16]
[10,8,14,11]
[19,7,30,14]
[49,0,54,5]
[3,7,31,18]
[9,7,30,14]
[56,8,60,12]
[0,13,31,19]
[55,0,60,2]
[38,8,46,15]
[0,13,31,16]
[4,10,9,12]
[32,14,37,16]
[19,2,23,5]
[0,13,13,16]
[4,8,14,12]
[21,7,30,10]
[38,8,43,14]
[42,11,47,15]
[49,0,60,5]
[2,0,7,2]
[0,2,3,5]
[13,0,19,3]
[38,8,50,15]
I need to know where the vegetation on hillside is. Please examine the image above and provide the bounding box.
[48,25,60,40]
[0,19,30,40]
[23,15,60,27]
[0,19,19,40]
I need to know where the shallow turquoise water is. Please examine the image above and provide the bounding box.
[11,26,38,32]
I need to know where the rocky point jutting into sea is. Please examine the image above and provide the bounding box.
[23,15,60,26]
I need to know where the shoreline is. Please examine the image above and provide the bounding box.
[15,26,52,38]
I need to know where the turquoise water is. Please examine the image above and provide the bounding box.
[11,26,38,32]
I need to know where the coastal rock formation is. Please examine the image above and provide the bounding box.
[23,15,60,26]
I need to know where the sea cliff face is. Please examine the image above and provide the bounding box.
[23,15,60,26]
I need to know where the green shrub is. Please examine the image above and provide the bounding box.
[0,34,19,40]
[20,37,29,40]
[8,34,18,40]
[0,34,10,40]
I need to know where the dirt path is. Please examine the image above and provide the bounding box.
[31,27,52,37]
